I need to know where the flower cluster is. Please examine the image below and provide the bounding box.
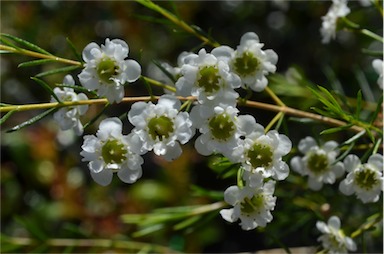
[316,216,357,254]
[51,75,89,136]
[320,0,350,44]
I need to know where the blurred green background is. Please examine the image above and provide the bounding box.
[1,1,382,253]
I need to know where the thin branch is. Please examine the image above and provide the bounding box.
[0,45,82,66]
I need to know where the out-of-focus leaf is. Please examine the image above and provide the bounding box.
[14,216,48,241]
[57,84,98,97]
[31,77,61,103]
[83,104,110,129]
[18,59,54,68]
[152,59,177,83]
[66,37,83,62]
[355,90,363,118]
[320,124,353,135]
[6,108,56,133]
[1,33,52,55]
[173,215,201,231]
[369,95,383,124]
[132,224,165,238]
[35,65,80,78]
[0,110,16,125]
[190,185,223,200]
[341,130,366,146]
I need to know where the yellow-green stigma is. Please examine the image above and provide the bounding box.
[97,58,119,84]
[247,143,273,169]
[208,113,236,141]
[197,65,221,94]
[148,116,174,141]
[233,51,260,77]
[101,139,127,164]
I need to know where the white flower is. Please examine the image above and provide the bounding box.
[212,32,278,92]
[190,104,256,162]
[128,94,194,161]
[320,0,350,44]
[80,117,144,186]
[316,216,357,254]
[51,75,88,136]
[220,180,277,230]
[234,124,292,183]
[78,38,141,103]
[339,154,383,203]
[175,48,241,106]
[372,59,383,90]
[290,136,345,190]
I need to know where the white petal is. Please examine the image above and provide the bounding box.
[194,135,212,156]
[308,177,323,191]
[63,75,75,85]
[343,154,361,172]
[98,117,123,140]
[117,166,142,184]
[220,208,237,223]
[237,115,257,135]
[158,94,181,110]
[90,169,113,186]
[89,160,104,173]
[162,142,182,161]
[290,156,305,175]
[328,216,341,230]
[368,154,383,170]
[82,42,100,62]
[124,59,141,82]
[298,136,316,153]
[223,185,240,205]
[339,179,354,195]
[240,32,260,45]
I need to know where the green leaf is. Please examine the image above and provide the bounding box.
[35,65,81,78]
[83,104,110,130]
[341,130,366,146]
[31,77,61,102]
[369,95,383,124]
[14,216,48,241]
[152,59,177,83]
[66,37,83,62]
[57,84,98,97]
[6,108,56,133]
[320,124,353,135]
[173,215,201,231]
[1,33,52,55]
[0,110,16,125]
[133,224,165,238]
[355,90,363,118]
[18,59,54,68]
[0,36,22,50]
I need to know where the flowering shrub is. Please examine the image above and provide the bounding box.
[1,0,382,253]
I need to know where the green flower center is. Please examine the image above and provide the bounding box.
[247,143,273,169]
[148,116,174,141]
[307,152,329,175]
[97,58,119,84]
[101,139,127,164]
[197,66,221,94]
[233,51,260,77]
[208,113,236,141]
[354,166,377,190]
[240,195,264,214]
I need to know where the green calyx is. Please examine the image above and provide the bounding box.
[208,113,236,141]
[240,195,264,214]
[101,139,127,164]
[97,58,119,84]
[354,166,377,190]
[233,51,260,77]
[306,152,329,175]
[148,116,174,141]
[197,65,221,94]
[247,143,273,169]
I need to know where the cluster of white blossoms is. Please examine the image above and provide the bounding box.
[51,75,89,136]
[320,0,350,44]
[316,216,357,254]
[290,136,383,204]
